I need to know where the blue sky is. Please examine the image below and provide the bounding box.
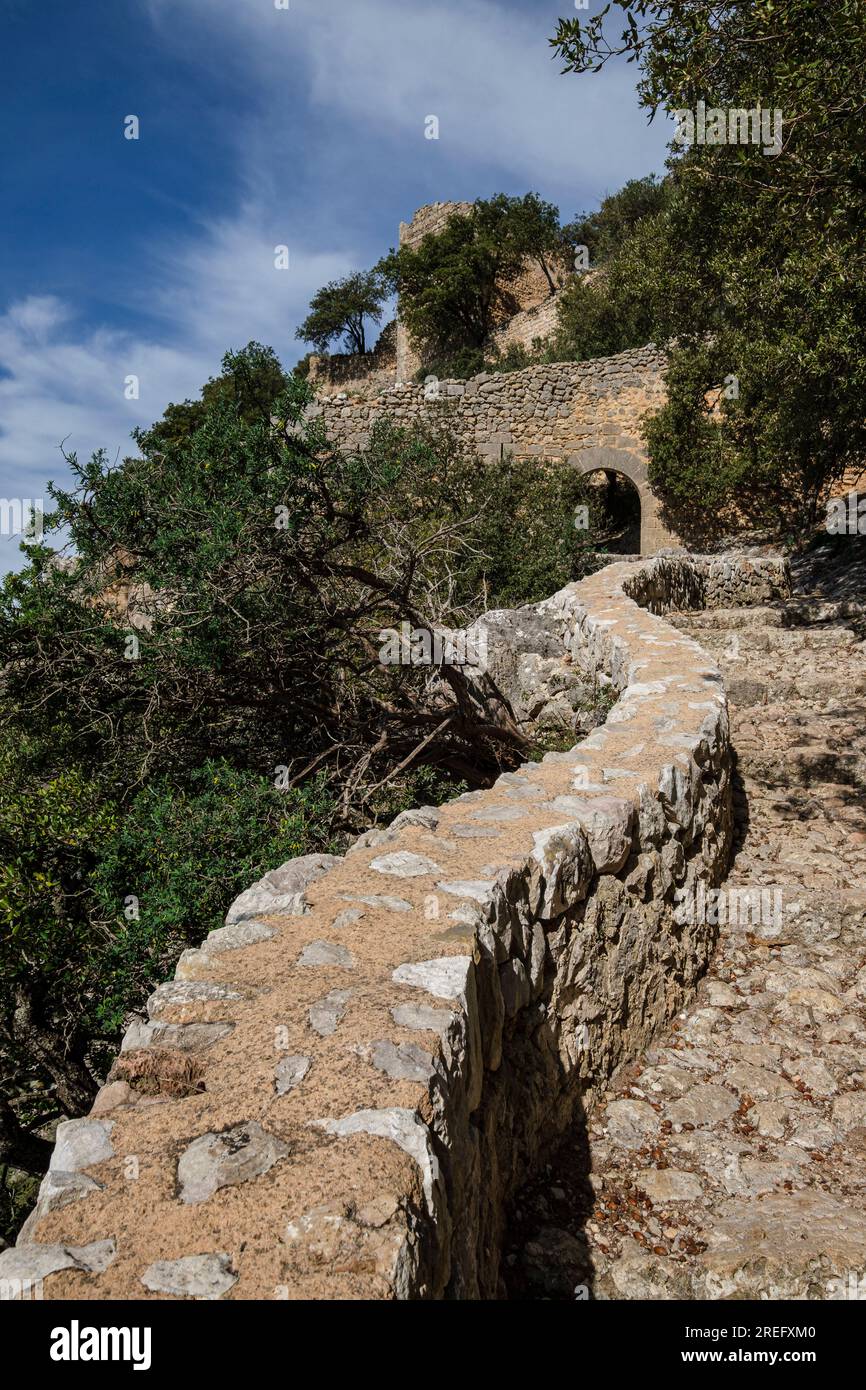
[0,0,670,572]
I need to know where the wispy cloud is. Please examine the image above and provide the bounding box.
[146,0,669,193]
[0,217,353,571]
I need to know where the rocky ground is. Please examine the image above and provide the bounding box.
[504,539,866,1300]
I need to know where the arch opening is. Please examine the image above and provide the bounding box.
[583,468,642,555]
[562,445,675,556]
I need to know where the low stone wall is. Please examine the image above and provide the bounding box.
[305,323,397,397]
[308,344,675,554]
[623,552,792,615]
[1,555,789,1301]
[312,343,666,462]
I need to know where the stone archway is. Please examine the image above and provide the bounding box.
[565,446,677,556]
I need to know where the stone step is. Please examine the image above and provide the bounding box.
[736,745,866,789]
[506,585,866,1303]
[725,671,866,706]
[693,625,857,652]
[784,596,866,626]
[670,599,866,631]
[732,776,866,817]
[668,607,785,631]
[728,675,861,706]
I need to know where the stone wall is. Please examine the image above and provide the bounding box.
[305,323,397,397]
[396,202,473,381]
[487,291,564,358]
[306,201,673,554]
[1,553,790,1301]
[309,343,674,553]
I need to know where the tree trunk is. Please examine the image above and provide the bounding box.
[13,986,97,1117]
[538,254,557,296]
[0,1098,53,1177]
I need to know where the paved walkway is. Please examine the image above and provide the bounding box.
[506,552,866,1299]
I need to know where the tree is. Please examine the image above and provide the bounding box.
[490,192,571,295]
[551,0,866,538]
[0,725,337,1190]
[552,208,667,362]
[0,337,618,1226]
[386,194,571,375]
[296,269,390,356]
[564,175,670,268]
[138,342,289,454]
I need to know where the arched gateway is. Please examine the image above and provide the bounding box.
[564,445,678,556]
[309,344,684,557]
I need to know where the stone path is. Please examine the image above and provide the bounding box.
[505,556,866,1300]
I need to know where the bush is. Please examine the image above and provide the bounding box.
[0,737,338,1227]
[459,454,607,607]
[88,763,339,1033]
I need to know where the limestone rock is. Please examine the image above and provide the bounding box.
[309,989,352,1037]
[701,1192,866,1299]
[297,940,354,969]
[366,1040,436,1083]
[317,1108,440,1214]
[0,1239,116,1294]
[391,1003,454,1035]
[147,980,243,1019]
[605,1100,659,1148]
[19,1170,103,1238]
[274,1055,312,1095]
[547,795,633,873]
[225,853,342,925]
[392,956,473,1002]
[339,893,412,912]
[51,1119,114,1173]
[369,850,440,878]
[140,1253,238,1299]
[178,1123,289,1204]
[636,1168,703,1203]
[665,1085,739,1128]
[204,920,276,954]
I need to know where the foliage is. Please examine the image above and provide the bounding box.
[456,455,605,608]
[387,194,572,374]
[414,346,488,383]
[88,764,338,1034]
[3,339,616,1197]
[141,343,289,455]
[496,191,572,294]
[4,360,532,816]
[0,728,336,1237]
[565,175,670,267]
[551,0,866,537]
[551,208,667,363]
[296,269,391,355]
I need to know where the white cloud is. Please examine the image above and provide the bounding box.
[3,295,73,340]
[0,213,354,572]
[143,203,350,356]
[146,0,671,191]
